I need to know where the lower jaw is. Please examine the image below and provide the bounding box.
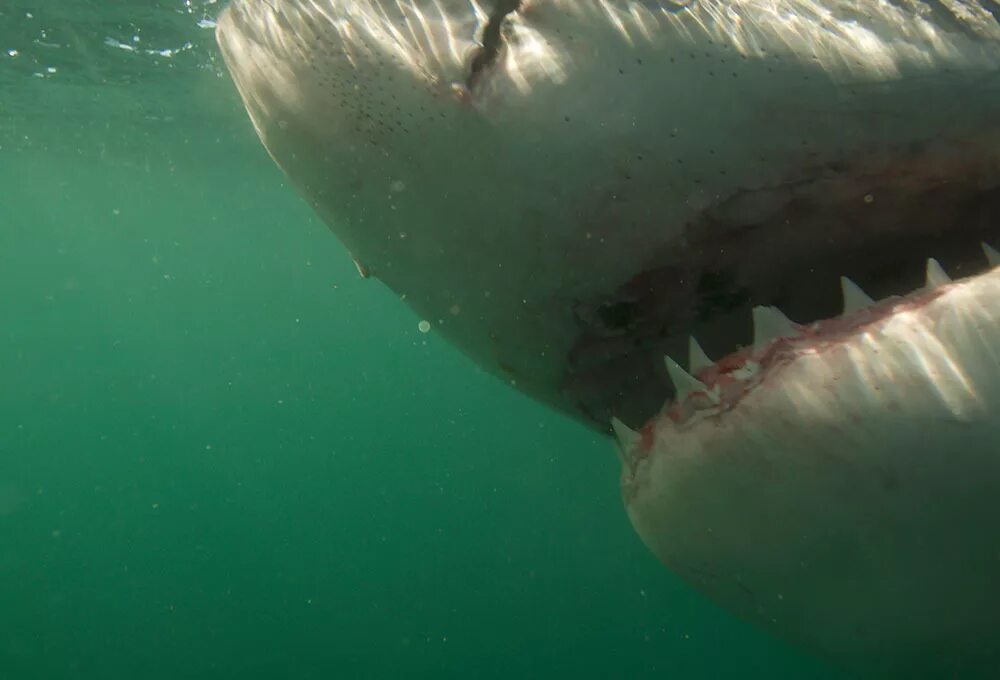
[615,253,1000,675]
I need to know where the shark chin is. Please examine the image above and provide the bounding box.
[216,1,1000,675]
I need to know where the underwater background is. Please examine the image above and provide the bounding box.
[1,2,844,678]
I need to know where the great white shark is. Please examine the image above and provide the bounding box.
[215,1,1000,676]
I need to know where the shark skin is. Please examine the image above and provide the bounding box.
[216,1,1000,676]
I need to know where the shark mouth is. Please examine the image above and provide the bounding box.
[564,140,1000,430]
[613,249,1000,676]
[615,246,1000,462]
[588,136,1000,677]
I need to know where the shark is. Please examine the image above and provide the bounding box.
[215,1,1000,676]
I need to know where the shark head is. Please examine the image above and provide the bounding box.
[217,1,1000,674]
[216,0,1000,429]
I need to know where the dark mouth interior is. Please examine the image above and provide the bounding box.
[565,150,1000,430]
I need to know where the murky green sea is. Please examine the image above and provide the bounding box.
[0,2,845,678]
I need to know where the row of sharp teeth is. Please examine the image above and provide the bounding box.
[611,243,1000,449]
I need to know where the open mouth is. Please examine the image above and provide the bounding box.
[615,242,1000,462]
[566,132,1000,431]
[614,229,1000,674]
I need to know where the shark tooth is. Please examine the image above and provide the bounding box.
[982,242,1000,268]
[351,255,371,279]
[688,336,714,373]
[925,258,951,288]
[840,276,874,314]
[752,305,797,349]
[664,356,721,405]
[664,354,710,402]
[610,416,640,452]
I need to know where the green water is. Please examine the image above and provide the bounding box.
[0,2,842,678]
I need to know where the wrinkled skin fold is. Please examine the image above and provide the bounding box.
[215,1,1000,676]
